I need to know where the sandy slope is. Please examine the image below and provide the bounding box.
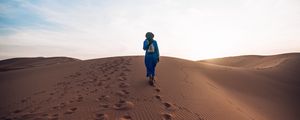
[0,54,299,120]
[199,53,300,120]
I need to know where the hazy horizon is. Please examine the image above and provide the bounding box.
[1,0,300,60]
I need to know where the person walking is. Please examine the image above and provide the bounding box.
[143,32,160,86]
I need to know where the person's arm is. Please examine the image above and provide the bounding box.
[155,41,160,61]
[143,40,148,51]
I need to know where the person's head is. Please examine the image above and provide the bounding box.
[145,32,154,40]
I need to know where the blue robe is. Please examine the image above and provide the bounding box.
[143,39,160,77]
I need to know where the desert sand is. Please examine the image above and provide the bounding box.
[0,53,299,120]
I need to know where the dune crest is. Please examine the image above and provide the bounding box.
[200,53,300,70]
[0,57,80,72]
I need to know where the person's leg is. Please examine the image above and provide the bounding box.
[145,55,158,83]
[149,56,158,79]
[152,58,157,81]
[152,60,157,77]
[149,59,154,77]
[149,65,154,83]
[145,56,151,77]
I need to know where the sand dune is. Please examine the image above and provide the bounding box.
[0,54,299,120]
[0,57,80,72]
[200,53,300,70]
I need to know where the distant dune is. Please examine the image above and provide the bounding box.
[199,53,300,70]
[0,57,80,72]
[0,53,299,120]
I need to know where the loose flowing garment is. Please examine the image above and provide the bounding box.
[143,39,160,77]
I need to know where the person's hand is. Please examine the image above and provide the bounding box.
[147,40,153,46]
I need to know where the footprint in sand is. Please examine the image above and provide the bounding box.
[46,97,53,102]
[97,95,110,101]
[49,92,55,95]
[121,66,127,69]
[120,115,132,120]
[95,113,109,120]
[113,69,119,72]
[64,107,77,114]
[90,89,98,93]
[60,93,65,97]
[163,102,177,111]
[124,60,131,65]
[52,103,66,110]
[155,88,161,92]
[20,112,39,119]
[46,114,59,120]
[33,90,46,95]
[20,96,31,103]
[122,89,130,94]
[99,104,109,109]
[113,100,134,110]
[161,113,173,120]
[116,91,126,96]
[76,96,83,102]
[119,72,128,77]
[123,68,131,71]
[88,79,96,83]
[105,84,111,89]
[118,77,127,81]
[97,81,103,86]
[52,106,60,110]
[155,95,162,101]
[116,90,130,96]
[119,82,130,88]
[13,109,22,114]
[68,100,74,104]
[75,72,81,76]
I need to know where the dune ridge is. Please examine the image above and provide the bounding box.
[0,57,80,72]
[199,53,300,70]
[0,53,299,120]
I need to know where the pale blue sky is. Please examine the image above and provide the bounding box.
[0,0,300,60]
